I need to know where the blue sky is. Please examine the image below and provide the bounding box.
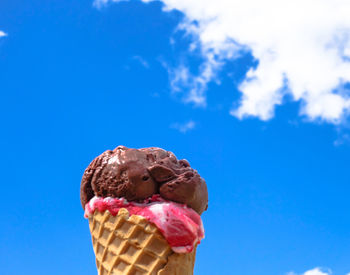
[1,1,350,275]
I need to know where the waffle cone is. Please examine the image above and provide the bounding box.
[88,208,197,275]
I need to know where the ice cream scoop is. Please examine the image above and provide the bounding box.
[81,146,208,214]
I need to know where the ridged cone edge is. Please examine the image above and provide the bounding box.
[88,208,196,275]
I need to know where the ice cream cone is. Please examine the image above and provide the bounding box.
[88,208,197,275]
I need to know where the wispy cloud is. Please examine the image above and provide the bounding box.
[93,0,127,9]
[0,31,7,37]
[163,62,207,106]
[132,55,150,68]
[97,0,350,124]
[170,120,196,133]
[334,133,350,146]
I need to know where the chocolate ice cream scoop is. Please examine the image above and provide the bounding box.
[80,146,208,214]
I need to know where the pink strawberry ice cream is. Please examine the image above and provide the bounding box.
[81,146,208,253]
[84,195,204,253]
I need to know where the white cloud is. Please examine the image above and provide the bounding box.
[95,0,350,124]
[170,120,196,133]
[287,267,331,275]
[0,31,7,37]
[303,268,331,275]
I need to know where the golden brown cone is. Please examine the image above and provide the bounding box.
[88,208,197,275]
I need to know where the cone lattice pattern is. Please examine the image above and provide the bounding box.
[88,208,196,275]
